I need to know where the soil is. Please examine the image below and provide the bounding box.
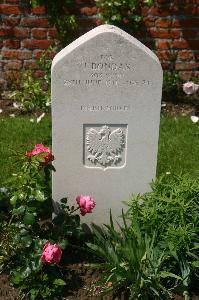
[1,248,199,300]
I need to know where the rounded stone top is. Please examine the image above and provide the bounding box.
[52,25,161,71]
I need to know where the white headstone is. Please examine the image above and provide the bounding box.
[52,25,162,224]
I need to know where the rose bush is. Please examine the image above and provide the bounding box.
[1,144,96,299]
[76,195,96,216]
[26,143,54,165]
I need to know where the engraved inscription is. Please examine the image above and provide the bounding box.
[81,105,130,112]
[63,54,152,88]
[84,125,127,169]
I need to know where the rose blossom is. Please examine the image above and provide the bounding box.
[76,195,96,216]
[41,241,62,264]
[183,81,199,95]
[26,144,54,165]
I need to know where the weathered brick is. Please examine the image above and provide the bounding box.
[31,5,46,15]
[156,50,177,61]
[149,6,171,17]
[1,50,32,60]
[178,50,194,61]
[0,4,22,14]
[3,70,20,81]
[4,60,22,70]
[143,17,155,27]
[13,27,29,38]
[3,39,20,48]
[173,39,199,50]
[34,70,44,78]
[2,17,20,26]
[156,40,171,50]
[155,19,172,27]
[48,28,57,38]
[148,29,181,39]
[21,17,50,28]
[0,79,7,91]
[23,60,39,69]
[175,62,199,71]
[173,40,189,49]
[80,6,98,16]
[173,18,199,28]
[32,28,47,39]
[0,27,11,37]
[22,39,53,50]
[184,6,199,15]
[178,71,193,81]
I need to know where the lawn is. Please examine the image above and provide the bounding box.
[0,114,198,185]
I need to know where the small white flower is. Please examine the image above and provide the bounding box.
[36,112,45,123]
[0,187,8,193]
[166,171,171,175]
[13,102,20,109]
[161,103,166,107]
[190,116,199,123]
[46,102,51,107]
[0,109,3,113]
[30,118,34,123]
[9,114,15,118]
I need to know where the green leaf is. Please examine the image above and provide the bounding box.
[192,261,199,268]
[10,195,17,206]
[35,190,45,202]
[23,212,35,225]
[13,205,25,215]
[58,239,69,250]
[160,271,182,280]
[53,279,66,286]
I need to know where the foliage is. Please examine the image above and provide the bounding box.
[87,212,182,299]
[10,70,50,112]
[30,0,77,45]
[127,174,199,297]
[163,71,181,98]
[9,47,55,112]
[29,0,154,44]
[0,145,86,299]
[95,0,154,28]
[87,174,199,299]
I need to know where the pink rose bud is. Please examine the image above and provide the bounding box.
[76,195,96,216]
[183,81,199,95]
[26,144,54,165]
[41,241,62,265]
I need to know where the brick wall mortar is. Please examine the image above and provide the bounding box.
[0,0,199,97]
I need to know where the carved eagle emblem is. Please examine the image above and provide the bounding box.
[86,125,125,167]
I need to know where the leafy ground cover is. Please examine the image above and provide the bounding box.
[0,114,198,185]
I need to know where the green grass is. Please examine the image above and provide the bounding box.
[0,115,198,185]
[157,114,199,178]
[0,116,51,185]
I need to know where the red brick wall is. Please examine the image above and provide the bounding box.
[0,0,198,98]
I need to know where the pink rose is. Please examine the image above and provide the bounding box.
[41,241,62,264]
[76,195,96,216]
[183,81,199,95]
[26,144,54,165]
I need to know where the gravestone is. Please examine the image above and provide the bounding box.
[52,25,163,224]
